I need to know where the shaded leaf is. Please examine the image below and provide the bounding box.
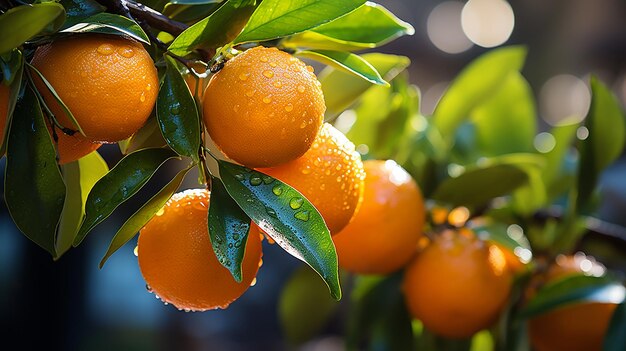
[61,13,150,44]
[519,275,625,318]
[5,85,65,256]
[433,46,527,139]
[0,50,23,156]
[157,56,200,160]
[99,166,190,268]
[208,177,252,282]
[320,53,410,119]
[234,0,366,44]
[74,148,179,245]
[296,50,386,85]
[279,265,338,344]
[170,0,222,4]
[0,3,66,54]
[218,160,341,300]
[168,0,256,56]
[577,77,626,212]
[59,0,106,28]
[604,302,626,351]
[57,152,109,257]
[119,117,168,155]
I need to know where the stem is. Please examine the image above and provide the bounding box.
[95,0,188,36]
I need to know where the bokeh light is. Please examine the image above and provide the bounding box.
[539,74,591,126]
[427,2,473,54]
[461,0,515,48]
[534,132,556,153]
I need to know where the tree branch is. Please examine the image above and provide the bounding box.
[96,0,188,37]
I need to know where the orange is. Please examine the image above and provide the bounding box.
[31,34,158,143]
[528,254,616,351]
[0,83,8,149]
[332,160,425,274]
[259,123,365,234]
[203,46,325,168]
[138,189,263,311]
[403,229,512,338]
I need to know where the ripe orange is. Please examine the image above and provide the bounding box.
[0,84,8,149]
[31,34,158,143]
[332,160,425,274]
[138,189,263,311]
[528,254,616,351]
[259,123,365,235]
[403,230,512,338]
[203,46,325,168]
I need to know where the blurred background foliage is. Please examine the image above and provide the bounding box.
[1,0,626,350]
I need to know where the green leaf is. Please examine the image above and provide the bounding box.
[74,148,179,246]
[57,152,109,257]
[167,0,256,56]
[296,50,386,85]
[233,0,366,44]
[433,164,528,208]
[5,85,66,256]
[286,2,413,50]
[576,77,626,212]
[279,265,338,344]
[320,53,410,119]
[170,0,222,4]
[157,57,200,160]
[162,3,221,23]
[59,0,106,28]
[0,3,66,54]
[519,275,625,318]
[218,160,341,300]
[543,122,578,189]
[208,177,252,282]
[433,46,527,139]
[604,302,626,351]
[0,50,23,156]
[470,330,494,351]
[471,72,536,156]
[61,13,150,44]
[119,117,168,155]
[99,166,190,268]
[27,63,85,136]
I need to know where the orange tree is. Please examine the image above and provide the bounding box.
[1,1,626,350]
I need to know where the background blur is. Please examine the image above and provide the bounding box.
[1,0,626,350]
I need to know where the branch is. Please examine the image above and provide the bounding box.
[96,0,188,37]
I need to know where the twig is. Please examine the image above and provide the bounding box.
[95,0,188,36]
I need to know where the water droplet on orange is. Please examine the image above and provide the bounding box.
[97,44,114,55]
[306,65,314,73]
[285,103,293,112]
[263,70,274,78]
[238,72,249,81]
[273,80,282,88]
[260,57,268,63]
[300,121,307,128]
[140,93,146,103]
[263,96,272,104]
[297,85,305,93]
[269,62,277,67]
[118,46,135,58]
[245,90,255,97]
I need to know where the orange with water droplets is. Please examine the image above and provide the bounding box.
[333,160,425,274]
[403,229,513,338]
[259,123,364,234]
[203,46,325,168]
[528,254,617,351]
[138,189,263,311]
[31,34,158,142]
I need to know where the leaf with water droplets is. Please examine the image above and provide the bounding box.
[218,160,340,300]
[5,85,66,257]
[99,166,191,268]
[157,56,200,161]
[208,177,252,282]
[74,148,179,246]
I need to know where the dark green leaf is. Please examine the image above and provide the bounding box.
[577,77,625,212]
[320,53,410,119]
[0,3,66,54]
[471,72,536,156]
[74,148,179,246]
[99,166,190,268]
[57,152,109,257]
[157,57,200,160]
[604,302,626,351]
[167,0,256,56]
[0,50,23,156]
[433,164,528,207]
[59,0,106,28]
[218,160,341,300]
[285,2,413,50]
[61,13,150,44]
[162,3,221,23]
[170,0,222,4]
[433,46,527,139]
[233,0,366,44]
[119,117,168,155]
[296,50,386,85]
[519,275,625,318]
[208,177,252,282]
[279,265,338,344]
[5,85,66,256]
[27,63,84,135]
